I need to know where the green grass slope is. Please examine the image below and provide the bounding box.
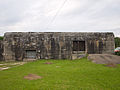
[0,58,120,90]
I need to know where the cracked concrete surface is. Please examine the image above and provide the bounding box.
[88,54,120,64]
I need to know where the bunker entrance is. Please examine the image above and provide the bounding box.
[26,50,36,59]
[73,41,85,51]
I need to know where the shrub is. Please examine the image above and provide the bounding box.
[115,37,120,48]
[115,52,120,56]
[0,36,3,40]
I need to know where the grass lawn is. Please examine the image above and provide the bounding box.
[0,58,120,90]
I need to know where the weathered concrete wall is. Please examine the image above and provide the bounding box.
[0,40,3,61]
[3,32,115,61]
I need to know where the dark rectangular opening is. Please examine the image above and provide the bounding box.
[26,50,36,59]
[73,41,85,51]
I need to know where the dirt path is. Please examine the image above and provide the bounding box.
[88,54,120,64]
[0,62,26,71]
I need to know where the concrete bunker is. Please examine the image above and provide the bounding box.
[0,32,115,61]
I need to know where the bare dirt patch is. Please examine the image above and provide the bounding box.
[10,62,26,65]
[56,66,61,68]
[0,64,4,65]
[0,62,27,71]
[44,62,53,64]
[0,67,10,70]
[24,74,42,80]
[105,63,117,68]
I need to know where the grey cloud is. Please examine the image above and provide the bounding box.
[0,0,120,37]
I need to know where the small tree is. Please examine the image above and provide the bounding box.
[115,37,120,48]
[114,37,120,56]
[0,36,3,40]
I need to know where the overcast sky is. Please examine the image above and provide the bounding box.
[0,0,120,36]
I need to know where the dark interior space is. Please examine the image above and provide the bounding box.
[73,41,85,51]
[26,50,36,59]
